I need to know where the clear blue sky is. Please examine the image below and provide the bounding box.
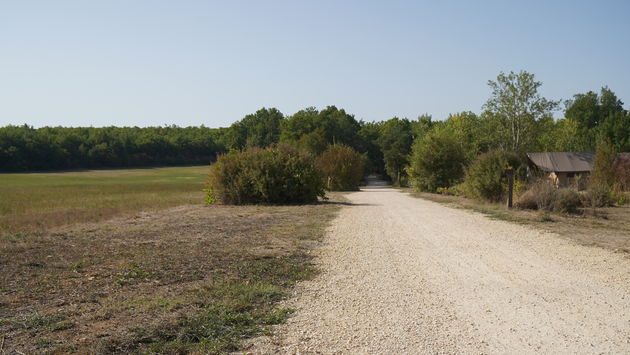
[1,1,629,128]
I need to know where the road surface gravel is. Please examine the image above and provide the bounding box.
[244,184,630,354]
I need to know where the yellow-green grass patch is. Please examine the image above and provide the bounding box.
[0,165,209,233]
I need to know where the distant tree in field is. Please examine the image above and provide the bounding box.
[377,117,412,185]
[408,127,467,192]
[483,71,559,152]
[316,145,365,191]
[226,107,283,150]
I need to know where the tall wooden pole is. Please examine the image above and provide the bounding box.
[506,168,514,208]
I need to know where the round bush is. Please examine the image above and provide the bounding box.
[315,145,365,191]
[205,144,325,204]
[407,130,467,192]
[515,179,555,210]
[552,188,582,214]
[581,187,612,208]
[464,150,525,202]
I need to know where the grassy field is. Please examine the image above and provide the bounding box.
[406,189,630,253]
[0,166,210,233]
[0,166,343,353]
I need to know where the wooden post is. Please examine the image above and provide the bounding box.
[506,168,514,208]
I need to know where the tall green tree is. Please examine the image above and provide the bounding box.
[442,111,498,160]
[280,106,362,155]
[483,71,559,152]
[410,114,434,141]
[226,107,284,150]
[408,127,467,192]
[564,87,629,151]
[377,117,412,184]
[537,118,585,152]
[358,121,385,174]
[591,141,618,189]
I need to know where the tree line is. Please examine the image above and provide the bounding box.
[0,125,228,171]
[1,70,629,178]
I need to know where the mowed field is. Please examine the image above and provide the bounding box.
[0,166,210,233]
[0,166,341,353]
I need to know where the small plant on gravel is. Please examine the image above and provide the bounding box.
[205,144,325,204]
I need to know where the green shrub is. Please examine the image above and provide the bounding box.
[407,129,467,192]
[591,141,618,189]
[614,191,629,205]
[614,158,630,191]
[552,188,582,214]
[581,187,612,208]
[436,184,464,196]
[206,144,325,204]
[464,150,526,202]
[315,145,365,191]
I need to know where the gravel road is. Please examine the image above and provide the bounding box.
[245,184,630,354]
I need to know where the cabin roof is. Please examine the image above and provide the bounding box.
[527,152,595,173]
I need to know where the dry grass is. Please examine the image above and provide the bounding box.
[406,189,630,253]
[0,166,344,353]
[0,198,342,354]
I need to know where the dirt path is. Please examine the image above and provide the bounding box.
[246,185,630,354]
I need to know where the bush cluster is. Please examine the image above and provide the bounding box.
[205,144,325,204]
[464,150,526,202]
[315,145,365,191]
[515,180,583,213]
[553,188,583,214]
[408,129,467,192]
[614,157,630,191]
[581,187,612,208]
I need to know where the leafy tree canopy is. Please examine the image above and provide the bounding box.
[483,70,559,152]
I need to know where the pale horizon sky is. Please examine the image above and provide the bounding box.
[1,1,629,128]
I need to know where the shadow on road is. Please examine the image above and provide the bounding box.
[320,201,379,207]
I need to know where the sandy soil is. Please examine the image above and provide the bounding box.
[244,184,630,354]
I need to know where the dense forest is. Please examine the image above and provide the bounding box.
[1,70,629,177]
[0,126,228,171]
